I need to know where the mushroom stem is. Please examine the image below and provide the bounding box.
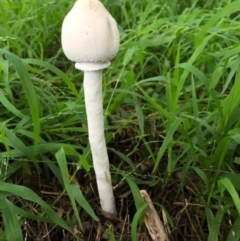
[83,70,117,216]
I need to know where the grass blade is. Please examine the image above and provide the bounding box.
[218,178,240,215]
[131,203,148,241]
[153,118,183,173]
[206,206,224,241]
[70,185,98,221]
[0,198,23,241]
[226,215,240,241]
[125,176,145,210]
[55,147,81,227]
[23,59,78,96]
[0,182,71,233]
[0,89,24,118]
[0,49,40,145]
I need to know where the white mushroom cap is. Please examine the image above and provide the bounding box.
[61,0,120,71]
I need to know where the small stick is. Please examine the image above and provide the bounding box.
[140,190,169,241]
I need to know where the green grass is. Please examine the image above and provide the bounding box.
[1,0,240,240]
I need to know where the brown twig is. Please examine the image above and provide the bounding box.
[140,190,169,241]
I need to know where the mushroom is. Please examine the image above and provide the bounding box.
[61,0,119,216]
